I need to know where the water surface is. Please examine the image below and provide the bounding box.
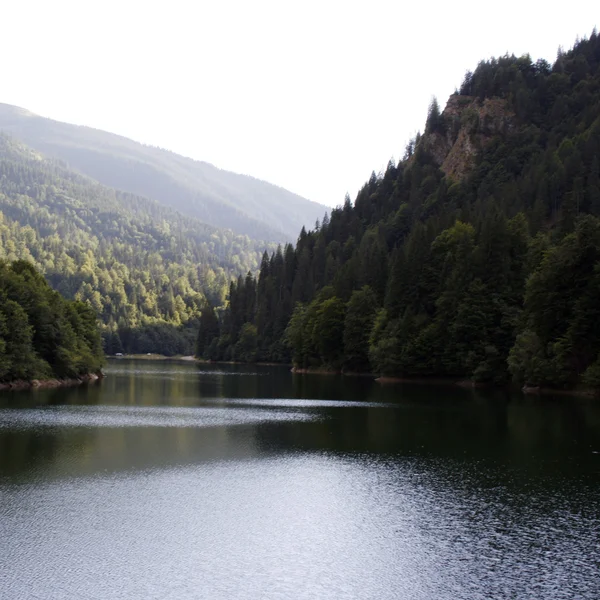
[1,360,599,599]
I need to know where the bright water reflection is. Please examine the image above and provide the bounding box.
[1,360,599,599]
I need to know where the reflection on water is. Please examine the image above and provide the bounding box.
[0,405,316,431]
[1,360,599,600]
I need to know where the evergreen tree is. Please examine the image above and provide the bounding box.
[234,323,258,363]
[195,304,220,359]
[425,96,443,134]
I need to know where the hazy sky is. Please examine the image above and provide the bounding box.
[1,1,597,207]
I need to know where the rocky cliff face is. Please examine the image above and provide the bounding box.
[420,95,517,180]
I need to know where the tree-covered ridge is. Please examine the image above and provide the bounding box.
[0,134,273,355]
[0,261,103,382]
[0,103,327,242]
[198,31,600,390]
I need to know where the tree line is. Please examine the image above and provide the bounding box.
[196,31,600,390]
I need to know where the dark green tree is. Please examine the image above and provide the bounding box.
[196,304,220,359]
[343,286,378,372]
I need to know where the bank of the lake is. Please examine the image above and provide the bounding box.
[90,355,600,398]
[0,372,102,392]
[107,355,600,396]
[108,354,198,361]
[290,370,600,398]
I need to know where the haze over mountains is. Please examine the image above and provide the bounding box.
[0,103,327,242]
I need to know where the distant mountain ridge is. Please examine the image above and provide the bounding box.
[0,133,273,355]
[0,103,327,242]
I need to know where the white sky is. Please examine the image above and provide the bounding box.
[1,1,597,208]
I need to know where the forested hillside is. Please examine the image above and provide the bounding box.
[0,104,326,242]
[0,134,272,355]
[198,31,600,391]
[0,261,103,383]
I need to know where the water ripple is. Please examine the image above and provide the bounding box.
[0,405,316,430]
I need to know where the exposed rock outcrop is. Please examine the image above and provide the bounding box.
[419,95,517,181]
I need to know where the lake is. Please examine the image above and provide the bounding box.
[1,360,599,599]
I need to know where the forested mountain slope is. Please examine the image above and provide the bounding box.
[0,104,326,242]
[199,31,600,391]
[0,134,272,355]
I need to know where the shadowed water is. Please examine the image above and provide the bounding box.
[1,360,599,599]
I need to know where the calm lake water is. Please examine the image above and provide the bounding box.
[1,360,599,600]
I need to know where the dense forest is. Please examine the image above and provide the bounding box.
[0,261,103,383]
[0,103,326,242]
[0,135,273,355]
[197,31,600,391]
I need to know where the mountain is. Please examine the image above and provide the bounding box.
[199,31,600,391]
[0,133,274,355]
[0,104,327,242]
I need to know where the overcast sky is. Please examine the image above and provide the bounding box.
[1,1,597,207]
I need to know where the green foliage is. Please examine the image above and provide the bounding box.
[283,292,346,369]
[234,323,258,363]
[344,286,378,372]
[184,31,600,390]
[368,309,402,376]
[285,303,308,367]
[1,299,42,380]
[425,96,444,134]
[510,216,600,387]
[0,261,103,382]
[0,134,272,355]
[195,304,220,359]
[582,356,600,391]
[312,297,346,368]
[508,330,551,386]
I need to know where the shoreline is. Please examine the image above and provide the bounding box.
[291,371,599,397]
[521,384,597,398]
[200,360,292,367]
[291,367,340,375]
[376,376,599,397]
[376,375,461,386]
[0,372,103,392]
[106,356,599,398]
[109,355,292,367]
[108,354,197,361]
[291,367,377,377]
